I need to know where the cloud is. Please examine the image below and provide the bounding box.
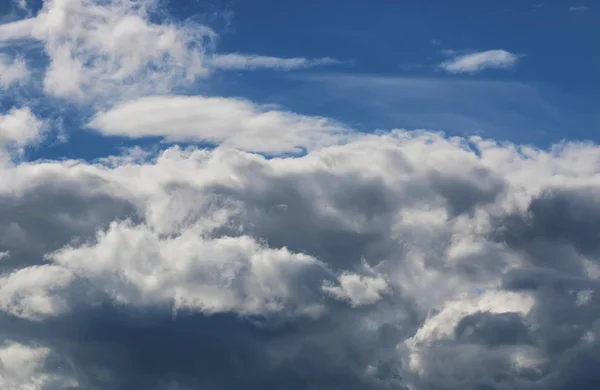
[209,53,341,71]
[48,222,329,318]
[0,107,45,157]
[0,131,597,388]
[323,272,389,307]
[32,0,214,102]
[0,0,341,105]
[0,54,29,88]
[0,341,77,389]
[0,17,37,43]
[87,95,349,154]
[440,50,520,74]
[569,6,590,11]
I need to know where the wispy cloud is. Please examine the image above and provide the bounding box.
[0,54,29,88]
[439,50,520,74]
[209,53,341,71]
[568,5,590,11]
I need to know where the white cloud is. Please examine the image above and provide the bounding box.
[0,55,29,88]
[0,342,49,389]
[209,53,340,71]
[0,265,73,320]
[48,222,328,317]
[0,17,37,43]
[87,95,349,154]
[0,342,77,390]
[0,108,45,157]
[0,1,341,104]
[0,0,215,102]
[440,50,520,74]
[568,6,589,11]
[323,272,388,307]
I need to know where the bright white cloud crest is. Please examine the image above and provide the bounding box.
[0,1,599,389]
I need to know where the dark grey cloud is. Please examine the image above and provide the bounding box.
[0,175,138,273]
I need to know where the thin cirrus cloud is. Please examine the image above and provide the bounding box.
[440,49,520,74]
[568,5,590,11]
[209,53,342,71]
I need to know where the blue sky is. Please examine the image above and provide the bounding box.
[1,0,599,161]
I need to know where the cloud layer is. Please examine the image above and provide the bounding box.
[0,128,600,389]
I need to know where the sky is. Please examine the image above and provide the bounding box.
[1,1,600,389]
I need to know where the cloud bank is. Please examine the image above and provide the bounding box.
[0,127,599,389]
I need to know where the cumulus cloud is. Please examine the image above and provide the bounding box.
[0,107,45,157]
[87,95,349,154]
[30,0,213,101]
[0,341,77,389]
[0,0,341,104]
[323,261,389,307]
[0,131,597,388]
[440,49,520,74]
[323,272,389,307]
